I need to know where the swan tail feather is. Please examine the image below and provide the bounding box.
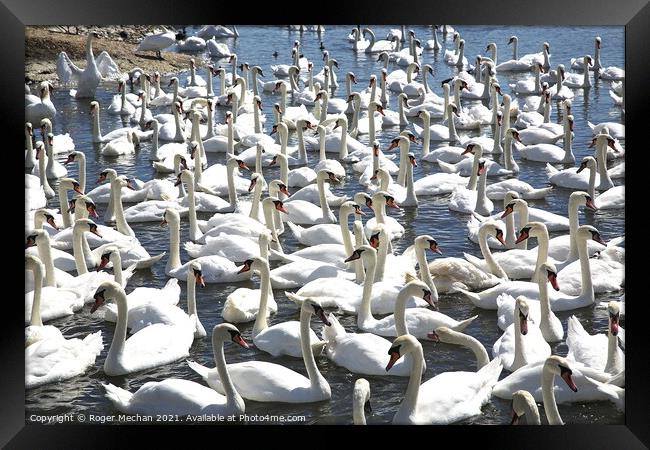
[404,272,417,284]
[286,221,304,240]
[270,248,297,263]
[311,341,327,355]
[321,313,345,342]
[471,211,489,222]
[184,241,203,258]
[121,264,137,286]
[605,370,625,387]
[587,121,596,131]
[544,162,559,177]
[463,252,485,271]
[522,187,553,200]
[449,282,480,302]
[451,315,479,332]
[477,357,504,384]
[284,291,305,307]
[134,252,166,269]
[186,360,210,380]
[437,160,458,174]
[103,383,133,409]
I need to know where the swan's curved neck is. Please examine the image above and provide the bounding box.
[36,234,56,287]
[543,98,550,122]
[317,175,333,222]
[453,83,462,112]
[227,118,234,156]
[512,310,528,370]
[567,197,583,260]
[57,185,72,228]
[420,113,431,156]
[29,262,44,327]
[493,120,504,155]
[512,38,518,60]
[252,263,271,336]
[397,345,425,420]
[479,228,508,279]
[394,286,415,336]
[501,101,511,141]
[448,107,459,143]
[357,251,378,327]
[186,180,202,242]
[562,123,573,162]
[339,210,354,257]
[166,218,182,273]
[262,201,282,252]
[350,97,360,135]
[576,234,594,299]
[338,121,348,160]
[253,101,261,134]
[368,105,377,143]
[226,161,237,208]
[278,156,288,186]
[532,229,550,283]
[538,271,553,332]
[443,331,490,370]
[107,288,129,367]
[405,158,417,206]
[605,325,621,374]
[475,168,488,213]
[397,140,409,186]
[515,205,529,250]
[353,222,366,282]
[375,232,388,282]
[467,153,480,191]
[111,180,134,237]
[597,141,613,190]
[173,106,184,142]
[541,365,564,425]
[76,154,87,193]
[251,70,259,97]
[138,92,148,127]
[214,334,243,410]
[205,106,214,139]
[415,247,438,302]
[249,176,264,222]
[300,307,328,391]
[72,225,88,276]
[110,253,124,287]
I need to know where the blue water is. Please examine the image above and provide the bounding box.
[26,25,624,425]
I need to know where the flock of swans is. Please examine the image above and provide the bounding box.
[24,24,624,425]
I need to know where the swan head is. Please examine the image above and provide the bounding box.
[486,42,496,52]
[376,52,389,63]
[40,118,52,134]
[340,200,362,217]
[226,157,249,172]
[404,279,434,308]
[481,221,507,247]
[544,356,578,392]
[508,36,517,45]
[353,379,372,415]
[73,218,103,239]
[461,143,483,156]
[416,109,430,120]
[570,190,598,212]
[448,103,460,117]
[176,169,194,186]
[589,133,618,152]
[515,296,530,335]
[74,195,99,218]
[332,117,347,130]
[515,222,547,244]
[34,209,60,231]
[161,207,180,226]
[607,302,620,336]
[97,168,117,183]
[398,92,409,107]
[511,390,538,425]
[540,262,560,291]
[354,192,373,210]
[268,179,290,197]
[213,323,249,349]
[168,77,179,87]
[370,101,385,116]
[96,245,120,272]
[566,115,574,132]
[262,196,288,214]
[596,36,602,48]
[503,191,520,206]
[235,256,269,275]
[345,244,375,264]
[370,165,388,182]
[144,118,159,131]
[505,128,522,143]
[576,225,607,246]
[188,261,205,287]
[59,178,84,195]
[408,153,417,168]
[90,280,123,314]
[64,151,81,166]
[415,235,443,255]
[25,229,47,249]
[301,298,331,326]
[317,169,340,184]
[386,334,421,371]
[248,172,263,192]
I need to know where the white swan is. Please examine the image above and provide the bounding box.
[496,263,564,344]
[454,225,602,311]
[387,334,504,424]
[90,101,152,143]
[492,297,551,372]
[493,355,624,413]
[102,323,246,416]
[26,81,56,124]
[162,208,251,284]
[25,258,102,390]
[363,28,397,53]
[188,298,332,403]
[566,302,624,376]
[39,118,74,155]
[90,280,193,376]
[363,191,405,240]
[517,117,575,164]
[135,27,176,59]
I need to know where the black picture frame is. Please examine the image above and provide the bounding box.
[5,0,646,447]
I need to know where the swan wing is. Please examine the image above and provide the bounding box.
[95,51,122,80]
[56,52,82,85]
[122,323,193,371]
